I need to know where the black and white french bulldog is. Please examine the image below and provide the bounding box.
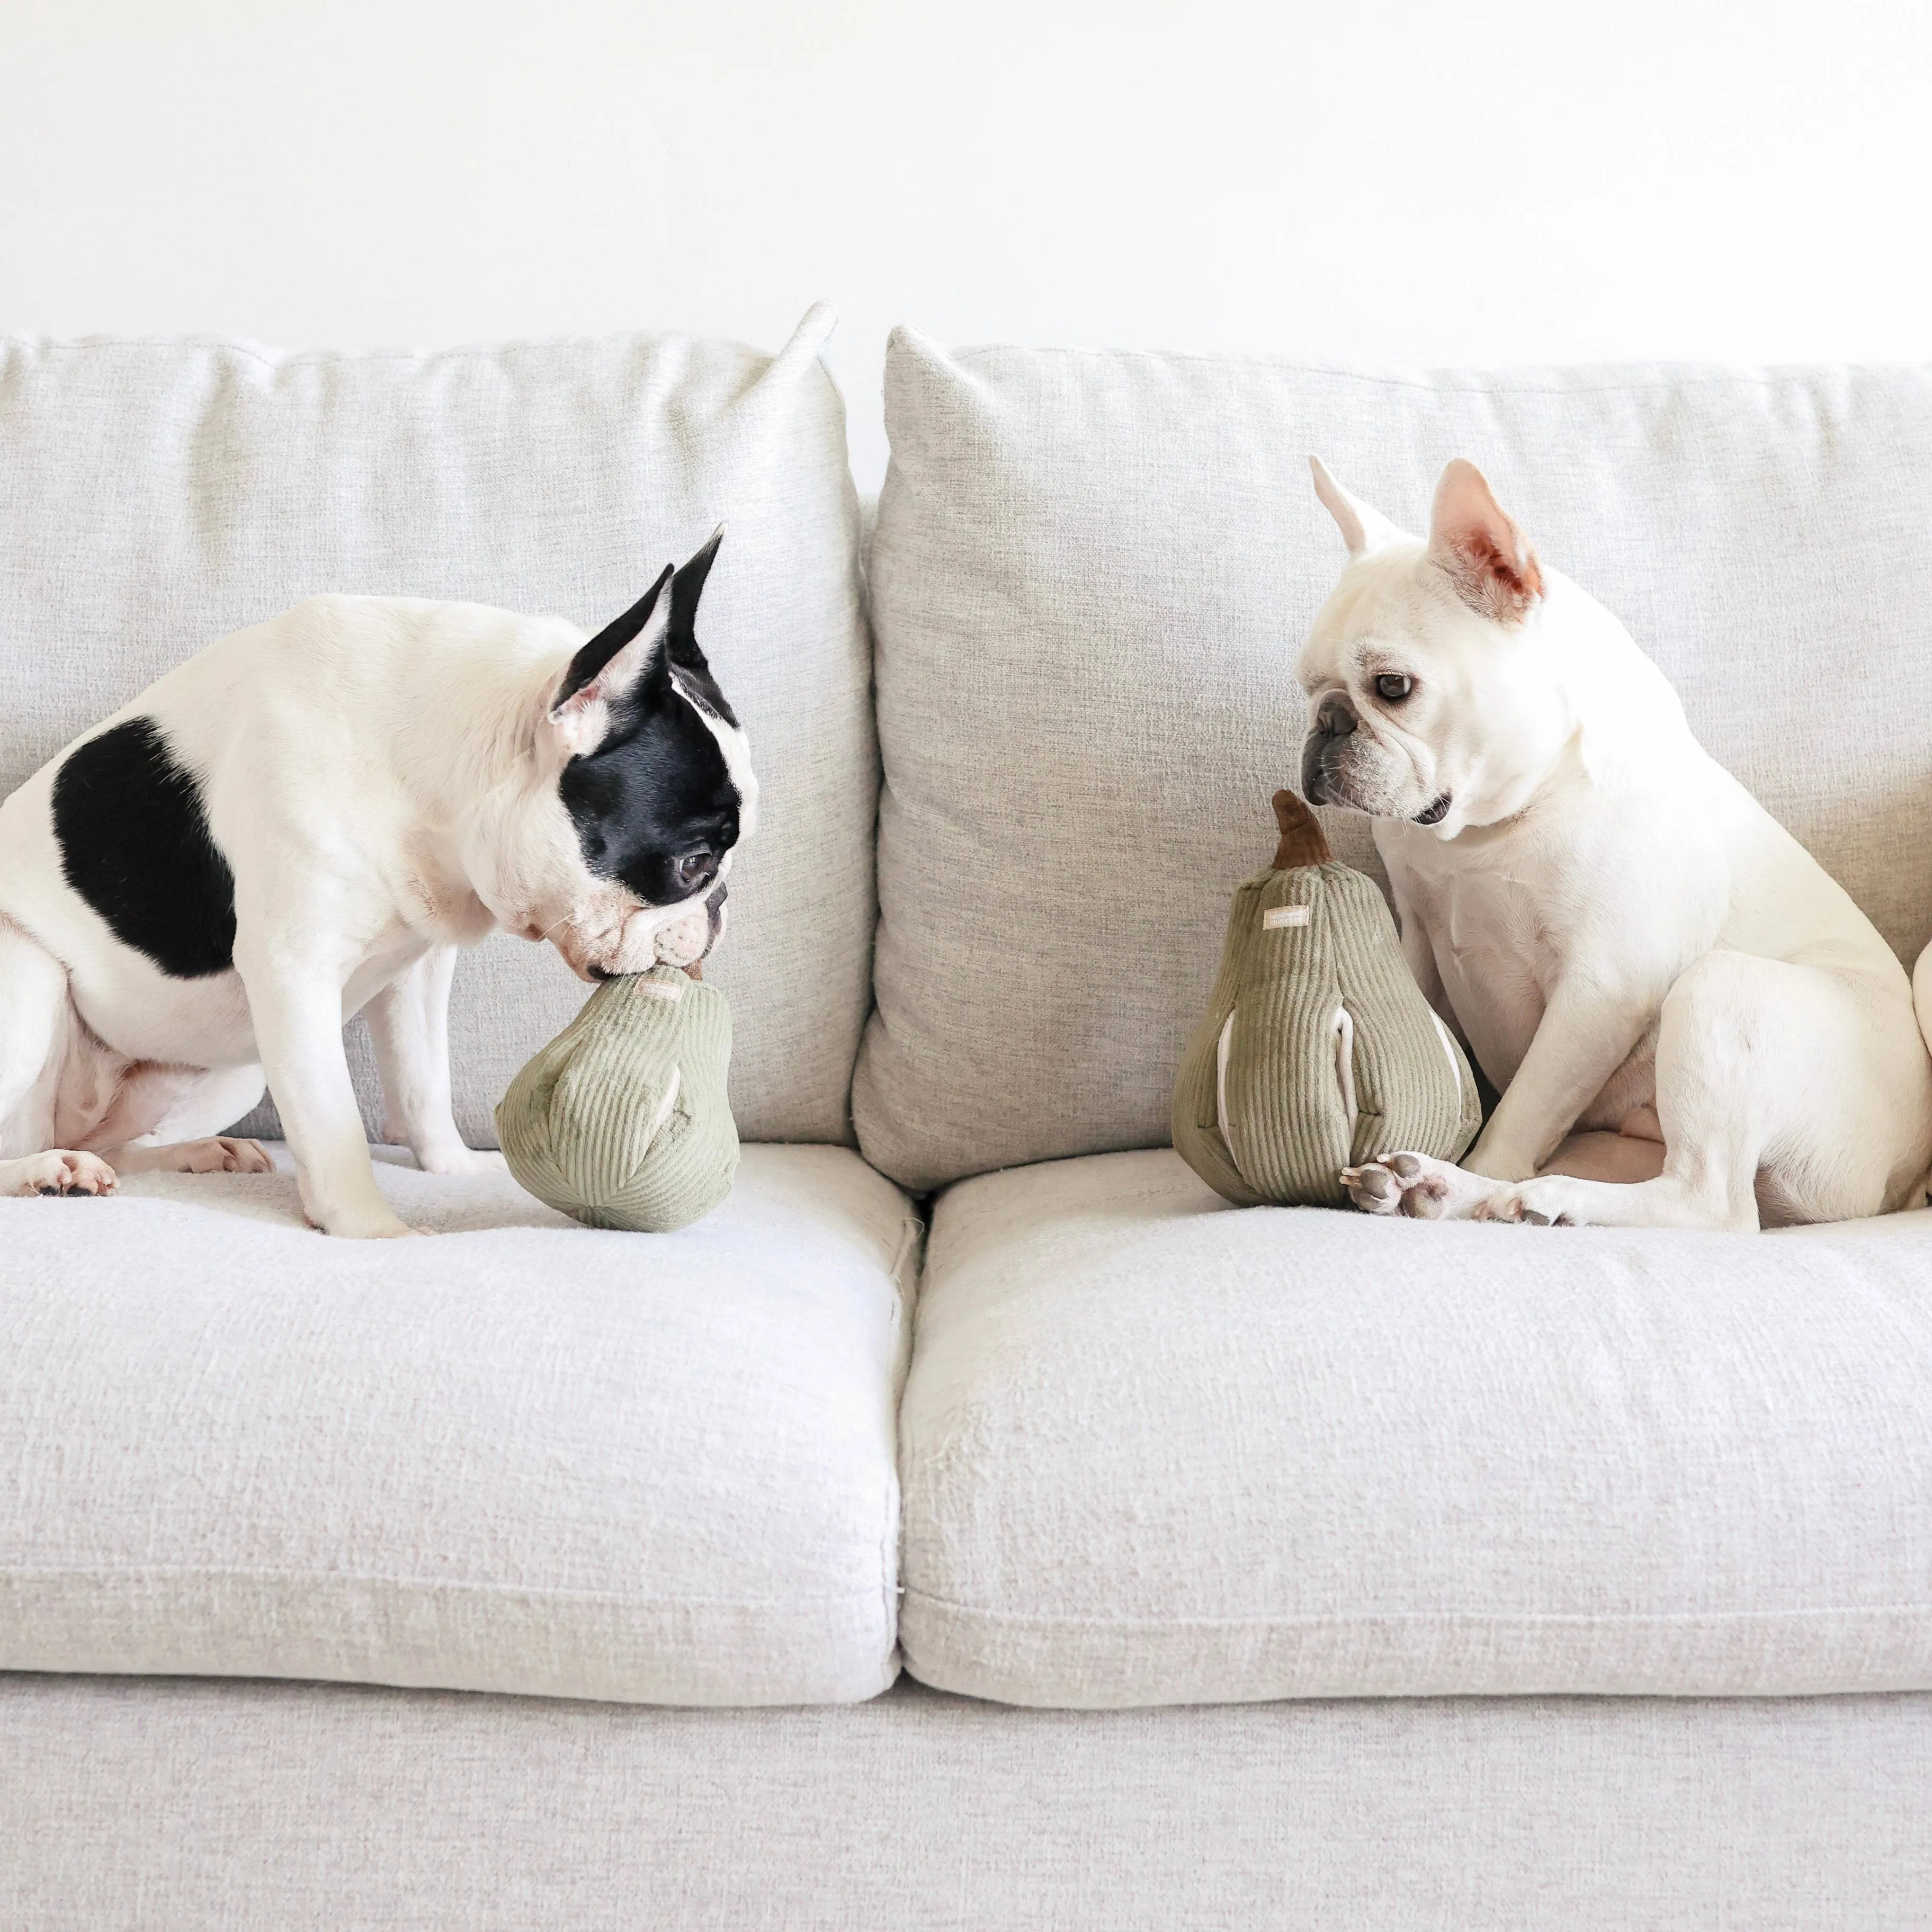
[0,531,753,1237]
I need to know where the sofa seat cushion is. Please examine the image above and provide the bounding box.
[898,1150,1932,1707]
[1,1146,917,1705]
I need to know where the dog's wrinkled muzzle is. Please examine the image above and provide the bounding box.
[1298,695,1360,807]
[1300,692,1358,807]
[635,882,728,976]
[548,879,731,983]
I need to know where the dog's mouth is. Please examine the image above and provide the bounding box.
[1412,793,1452,826]
[575,882,729,983]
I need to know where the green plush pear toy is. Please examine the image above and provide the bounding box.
[496,961,738,1233]
[1171,790,1482,1209]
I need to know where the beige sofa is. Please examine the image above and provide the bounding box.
[3,314,1929,1927]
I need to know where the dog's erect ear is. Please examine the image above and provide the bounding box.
[550,562,676,756]
[665,525,739,728]
[669,525,722,659]
[1309,456,1403,558]
[1426,459,1544,625]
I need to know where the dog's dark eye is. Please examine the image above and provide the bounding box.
[1375,673,1414,703]
[674,851,716,891]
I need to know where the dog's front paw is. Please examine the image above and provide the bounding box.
[11,1149,118,1197]
[300,1196,428,1239]
[1342,1151,1460,1219]
[306,1214,430,1239]
[415,1146,509,1177]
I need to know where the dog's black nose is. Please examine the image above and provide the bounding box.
[1314,693,1358,739]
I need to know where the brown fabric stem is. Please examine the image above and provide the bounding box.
[1271,789,1332,869]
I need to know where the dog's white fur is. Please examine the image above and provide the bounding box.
[0,591,751,1237]
[1299,457,1932,1230]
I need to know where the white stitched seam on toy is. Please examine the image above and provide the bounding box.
[638,980,686,1002]
[1214,1012,1245,1180]
[1264,905,1310,929]
[1430,1012,1462,1099]
[642,1066,682,1149]
[1334,1005,1358,1133]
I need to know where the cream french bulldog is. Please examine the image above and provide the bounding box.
[1298,455,1932,1230]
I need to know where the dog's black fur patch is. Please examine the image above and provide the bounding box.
[52,716,237,978]
[561,539,741,907]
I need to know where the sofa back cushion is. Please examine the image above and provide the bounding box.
[856,331,1932,1191]
[0,308,873,1145]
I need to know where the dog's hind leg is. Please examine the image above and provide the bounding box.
[0,916,116,1197]
[1346,1129,1666,1219]
[1482,952,1932,1231]
[141,1061,268,1142]
[364,946,503,1175]
[95,1061,276,1175]
[108,1134,275,1175]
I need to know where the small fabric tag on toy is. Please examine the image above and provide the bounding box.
[637,979,686,1001]
[1263,905,1311,929]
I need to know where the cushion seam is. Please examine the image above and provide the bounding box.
[3,1564,889,1612]
[901,1588,1932,1628]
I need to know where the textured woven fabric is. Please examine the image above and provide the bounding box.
[1171,849,1478,1208]
[857,333,1932,1188]
[0,1145,917,1704]
[5,1675,1930,1930]
[899,1148,1932,1707]
[497,967,738,1232]
[0,309,874,1146]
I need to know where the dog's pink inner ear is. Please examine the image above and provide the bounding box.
[1427,458,1544,624]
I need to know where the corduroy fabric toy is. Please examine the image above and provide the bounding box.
[1171,790,1481,1208]
[496,962,738,1232]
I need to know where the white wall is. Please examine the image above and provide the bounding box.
[4,0,1930,492]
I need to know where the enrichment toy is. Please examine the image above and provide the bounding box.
[497,960,738,1232]
[1171,790,1481,1208]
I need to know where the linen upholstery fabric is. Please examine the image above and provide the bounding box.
[0,308,874,1145]
[6,1677,1930,1931]
[857,333,1932,1188]
[0,1146,917,1704]
[898,1148,1932,1707]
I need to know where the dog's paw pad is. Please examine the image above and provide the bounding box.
[1398,1175,1452,1219]
[1344,1162,1405,1213]
[1347,1151,1469,1218]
